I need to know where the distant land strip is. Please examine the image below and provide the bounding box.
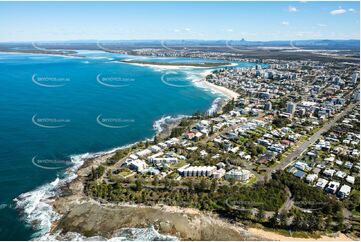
[119,60,231,67]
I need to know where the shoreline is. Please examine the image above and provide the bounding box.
[247,227,352,241]
[121,61,212,70]
[195,69,240,100]
[14,105,354,241]
[45,152,264,241]
[0,50,80,58]
[25,149,354,241]
[13,56,240,240]
[199,79,240,100]
[12,52,353,241]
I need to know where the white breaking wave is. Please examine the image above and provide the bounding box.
[86,56,113,60]
[153,115,189,134]
[13,153,87,239]
[207,97,224,115]
[186,70,228,99]
[14,144,178,240]
[13,60,218,240]
[13,149,131,239]
[42,225,177,241]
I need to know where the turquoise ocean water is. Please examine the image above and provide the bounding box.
[0,50,257,240]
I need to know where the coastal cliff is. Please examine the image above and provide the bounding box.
[50,154,264,241]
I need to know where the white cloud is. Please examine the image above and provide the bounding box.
[226,29,234,32]
[317,23,327,27]
[288,6,298,12]
[281,21,290,26]
[184,28,191,32]
[348,8,357,13]
[330,8,347,15]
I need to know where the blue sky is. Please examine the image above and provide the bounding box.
[0,1,359,42]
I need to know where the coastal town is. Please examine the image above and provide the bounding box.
[5,40,359,241]
[84,55,360,240]
[1,1,361,241]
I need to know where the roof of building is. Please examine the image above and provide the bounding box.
[294,170,306,178]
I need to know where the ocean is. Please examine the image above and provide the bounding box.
[0,50,257,240]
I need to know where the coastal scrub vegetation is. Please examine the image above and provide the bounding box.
[222,98,236,113]
[84,171,347,233]
[85,172,287,211]
[170,118,194,138]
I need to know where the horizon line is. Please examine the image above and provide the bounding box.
[0,38,360,43]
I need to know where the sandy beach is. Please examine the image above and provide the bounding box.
[123,61,240,100]
[248,228,353,241]
[28,59,347,241]
[199,79,240,99]
[193,69,240,100]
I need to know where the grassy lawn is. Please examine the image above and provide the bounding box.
[246,175,258,185]
[118,168,134,177]
[170,159,188,169]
